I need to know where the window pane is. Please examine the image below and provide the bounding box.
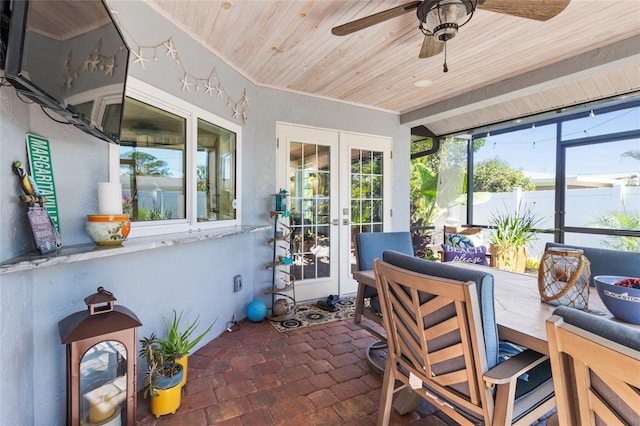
[102,103,123,139]
[561,106,640,140]
[317,172,329,197]
[434,138,469,226]
[74,101,94,122]
[410,139,439,227]
[120,98,186,222]
[564,139,640,241]
[318,145,330,172]
[196,118,236,222]
[372,151,383,174]
[563,232,640,252]
[472,126,556,233]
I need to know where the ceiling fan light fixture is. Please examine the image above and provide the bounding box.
[418,0,476,41]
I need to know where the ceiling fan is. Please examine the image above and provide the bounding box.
[332,0,570,72]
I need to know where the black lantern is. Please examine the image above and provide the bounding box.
[58,287,142,426]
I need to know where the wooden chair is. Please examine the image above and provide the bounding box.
[373,251,555,426]
[546,306,640,426]
[443,225,483,243]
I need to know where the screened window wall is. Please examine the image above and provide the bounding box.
[410,97,640,257]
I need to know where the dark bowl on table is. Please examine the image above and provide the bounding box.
[594,275,640,325]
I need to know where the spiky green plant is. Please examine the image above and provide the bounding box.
[592,209,640,252]
[156,310,216,359]
[139,333,181,398]
[489,203,543,249]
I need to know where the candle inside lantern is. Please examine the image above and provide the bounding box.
[88,400,116,424]
[98,182,123,215]
[84,378,125,424]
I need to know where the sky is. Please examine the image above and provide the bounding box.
[474,106,640,177]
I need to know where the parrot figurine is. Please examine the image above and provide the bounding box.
[13,161,42,197]
[11,160,62,253]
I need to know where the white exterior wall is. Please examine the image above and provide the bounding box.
[470,186,639,256]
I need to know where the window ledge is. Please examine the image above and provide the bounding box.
[1,225,269,275]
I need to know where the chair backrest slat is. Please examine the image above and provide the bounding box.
[430,343,465,365]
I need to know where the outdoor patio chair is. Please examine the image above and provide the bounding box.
[546,306,640,425]
[354,231,414,328]
[354,232,413,373]
[373,251,555,425]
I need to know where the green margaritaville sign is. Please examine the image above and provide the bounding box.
[26,134,60,233]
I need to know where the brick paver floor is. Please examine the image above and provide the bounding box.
[136,317,445,425]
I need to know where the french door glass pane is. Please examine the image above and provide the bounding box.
[350,149,384,274]
[289,142,330,281]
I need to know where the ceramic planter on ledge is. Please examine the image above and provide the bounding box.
[86,214,131,246]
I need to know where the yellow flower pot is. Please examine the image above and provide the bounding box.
[150,384,182,418]
[149,363,183,418]
[176,355,188,387]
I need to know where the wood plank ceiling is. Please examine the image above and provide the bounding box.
[148,0,640,136]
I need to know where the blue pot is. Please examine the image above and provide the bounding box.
[595,275,640,325]
[155,363,184,390]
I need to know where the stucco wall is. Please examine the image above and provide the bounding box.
[0,2,410,425]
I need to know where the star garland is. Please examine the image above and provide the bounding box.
[109,3,249,123]
[62,39,126,91]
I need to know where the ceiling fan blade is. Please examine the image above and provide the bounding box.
[477,0,570,21]
[419,35,444,58]
[331,1,421,36]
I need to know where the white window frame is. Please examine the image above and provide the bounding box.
[109,77,242,237]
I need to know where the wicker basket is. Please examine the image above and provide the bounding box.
[538,247,591,309]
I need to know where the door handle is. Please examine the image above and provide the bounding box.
[343,219,350,225]
[331,219,339,226]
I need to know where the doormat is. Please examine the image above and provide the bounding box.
[269,298,356,332]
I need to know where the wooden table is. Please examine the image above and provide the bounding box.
[353,263,633,356]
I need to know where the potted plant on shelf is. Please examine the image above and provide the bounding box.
[139,333,184,418]
[488,203,543,273]
[156,310,216,387]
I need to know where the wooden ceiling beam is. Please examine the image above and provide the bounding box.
[400,35,640,132]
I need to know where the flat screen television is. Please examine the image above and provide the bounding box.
[3,0,130,144]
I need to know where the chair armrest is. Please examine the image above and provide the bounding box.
[484,349,549,386]
[483,349,553,425]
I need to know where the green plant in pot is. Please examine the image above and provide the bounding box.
[139,333,184,417]
[156,310,216,387]
[488,203,543,273]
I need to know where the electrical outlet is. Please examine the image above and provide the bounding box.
[233,275,243,292]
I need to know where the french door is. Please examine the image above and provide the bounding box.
[277,123,391,302]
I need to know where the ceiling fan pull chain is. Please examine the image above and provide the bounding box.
[443,41,448,73]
